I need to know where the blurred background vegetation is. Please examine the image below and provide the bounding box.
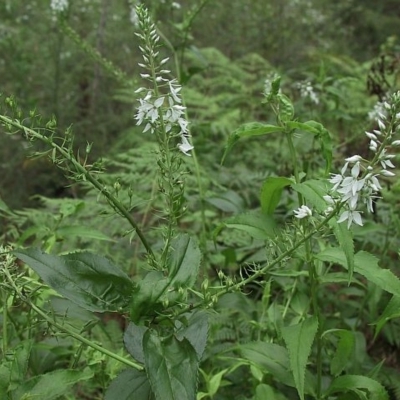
[0,0,399,210]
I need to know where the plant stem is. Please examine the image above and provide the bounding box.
[2,260,144,371]
[0,115,155,261]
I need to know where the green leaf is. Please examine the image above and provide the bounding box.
[217,212,279,240]
[238,342,294,385]
[12,368,94,400]
[277,94,294,121]
[222,122,283,164]
[167,234,201,288]
[329,219,355,282]
[175,310,209,360]
[8,340,33,391]
[316,248,400,297]
[206,368,228,397]
[14,249,133,312]
[105,369,152,400]
[260,177,293,215]
[130,234,201,323]
[281,317,318,400]
[130,271,168,323]
[329,330,355,376]
[373,295,400,340]
[124,322,148,364]
[205,190,244,213]
[291,180,328,212]
[325,375,389,399]
[255,383,289,400]
[55,225,115,242]
[287,121,332,174]
[143,331,198,400]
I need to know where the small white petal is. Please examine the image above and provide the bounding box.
[380,169,395,177]
[345,155,362,163]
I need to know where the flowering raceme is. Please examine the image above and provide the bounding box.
[325,91,400,228]
[133,6,193,156]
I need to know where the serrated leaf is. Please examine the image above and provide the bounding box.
[105,369,152,400]
[281,317,318,400]
[291,180,328,212]
[325,375,389,399]
[217,212,279,240]
[14,249,132,312]
[260,177,293,215]
[124,322,148,364]
[222,123,283,164]
[330,330,355,376]
[373,295,400,340]
[12,368,94,400]
[175,310,209,360]
[143,331,198,400]
[167,234,201,288]
[316,248,400,297]
[329,219,354,282]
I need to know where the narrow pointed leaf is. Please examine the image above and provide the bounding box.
[143,331,198,400]
[330,330,355,376]
[325,375,389,399]
[373,295,400,340]
[281,317,318,400]
[222,123,283,164]
[316,248,400,297]
[14,248,132,312]
[329,219,355,282]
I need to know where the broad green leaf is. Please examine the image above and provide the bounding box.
[287,121,332,174]
[12,368,94,400]
[329,219,354,282]
[281,317,318,400]
[329,330,355,376]
[325,375,389,399]
[291,180,328,212]
[217,212,278,240]
[373,295,400,340]
[130,271,168,323]
[14,249,133,312]
[105,369,152,400]
[222,122,283,164]
[207,369,228,397]
[167,234,201,288]
[175,310,209,360]
[316,248,400,297]
[238,342,293,385]
[260,177,293,215]
[143,331,198,400]
[205,190,244,213]
[124,322,148,364]
[55,225,115,242]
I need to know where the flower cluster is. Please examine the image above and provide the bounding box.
[50,0,69,13]
[325,92,400,228]
[134,6,193,156]
[294,205,312,219]
[295,81,319,105]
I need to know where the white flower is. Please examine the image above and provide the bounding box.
[294,205,312,219]
[50,0,68,12]
[337,210,363,229]
[178,136,194,156]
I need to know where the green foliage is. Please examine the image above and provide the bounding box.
[1,1,400,399]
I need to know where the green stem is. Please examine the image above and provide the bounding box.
[0,115,155,261]
[1,289,8,356]
[2,262,143,371]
